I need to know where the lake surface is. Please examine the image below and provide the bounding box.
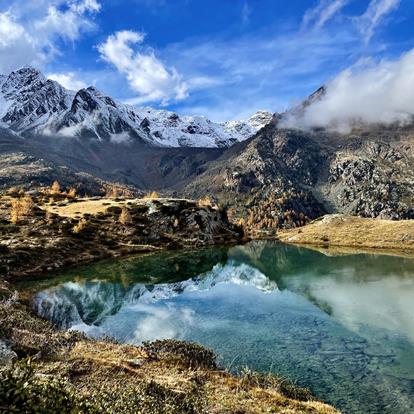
[22,242,414,414]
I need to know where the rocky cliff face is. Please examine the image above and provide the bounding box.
[1,115,414,228]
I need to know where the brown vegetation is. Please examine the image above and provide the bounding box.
[0,197,242,280]
[198,196,213,207]
[9,195,35,224]
[50,181,61,195]
[144,191,159,200]
[72,218,88,234]
[104,184,137,199]
[119,207,132,225]
[67,187,77,198]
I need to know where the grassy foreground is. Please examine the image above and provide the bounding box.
[0,282,338,414]
[278,214,414,251]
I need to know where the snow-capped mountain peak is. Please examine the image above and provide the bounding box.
[0,67,74,132]
[0,67,273,148]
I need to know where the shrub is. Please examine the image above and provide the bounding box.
[10,199,21,225]
[106,186,120,198]
[67,188,77,199]
[236,217,245,227]
[0,360,97,414]
[119,207,132,225]
[10,196,35,224]
[50,181,61,195]
[0,360,206,414]
[6,187,19,197]
[72,218,88,234]
[197,196,212,207]
[142,339,216,369]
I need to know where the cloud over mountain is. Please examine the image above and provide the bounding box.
[0,0,101,74]
[283,48,414,132]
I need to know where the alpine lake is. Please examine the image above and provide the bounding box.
[18,241,414,414]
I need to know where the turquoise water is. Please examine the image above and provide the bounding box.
[24,242,414,414]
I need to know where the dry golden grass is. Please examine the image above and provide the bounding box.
[43,197,193,218]
[278,214,414,251]
[65,340,339,414]
[206,377,339,414]
[44,198,132,218]
[198,196,213,207]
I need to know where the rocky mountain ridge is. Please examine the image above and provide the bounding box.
[0,67,272,148]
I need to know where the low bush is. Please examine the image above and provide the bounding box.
[240,368,313,401]
[142,339,216,369]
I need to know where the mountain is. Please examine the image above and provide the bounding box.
[183,118,414,227]
[1,67,414,228]
[0,67,272,148]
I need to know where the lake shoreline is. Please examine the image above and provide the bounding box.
[0,277,339,413]
[2,196,413,413]
[3,196,414,283]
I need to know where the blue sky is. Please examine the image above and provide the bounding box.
[1,0,414,121]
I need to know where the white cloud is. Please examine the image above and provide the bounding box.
[35,0,101,44]
[98,30,188,105]
[47,72,87,90]
[303,0,349,30]
[284,49,414,131]
[356,0,401,43]
[0,11,24,47]
[0,0,101,74]
[0,12,40,73]
[72,0,101,14]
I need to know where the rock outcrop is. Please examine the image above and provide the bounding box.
[0,197,242,279]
